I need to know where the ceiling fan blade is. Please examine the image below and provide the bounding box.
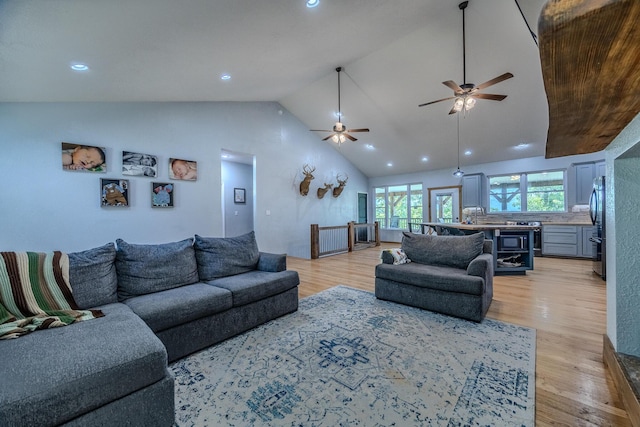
[322,134,336,141]
[448,106,458,115]
[473,93,507,101]
[442,80,464,94]
[475,72,514,90]
[344,133,357,141]
[346,128,369,133]
[418,96,457,107]
[310,129,333,132]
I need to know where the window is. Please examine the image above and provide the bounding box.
[374,183,423,229]
[489,170,565,213]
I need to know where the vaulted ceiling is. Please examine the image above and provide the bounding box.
[0,0,550,177]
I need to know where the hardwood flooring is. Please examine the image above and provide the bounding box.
[287,243,630,426]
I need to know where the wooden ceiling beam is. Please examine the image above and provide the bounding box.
[539,0,640,158]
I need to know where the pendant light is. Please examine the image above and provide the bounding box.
[453,114,464,177]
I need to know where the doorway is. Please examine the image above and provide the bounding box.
[428,186,462,223]
[221,150,255,237]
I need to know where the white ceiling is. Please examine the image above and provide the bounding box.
[0,0,549,177]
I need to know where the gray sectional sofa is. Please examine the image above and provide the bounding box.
[0,231,299,427]
[375,232,493,322]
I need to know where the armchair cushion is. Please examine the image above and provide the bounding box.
[69,243,118,309]
[401,231,484,269]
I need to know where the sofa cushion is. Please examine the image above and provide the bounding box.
[0,303,168,427]
[115,238,199,300]
[194,231,260,280]
[401,231,484,269]
[375,262,485,295]
[123,283,233,332]
[207,270,299,307]
[69,243,118,309]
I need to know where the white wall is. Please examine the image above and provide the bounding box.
[605,112,640,356]
[0,102,368,258]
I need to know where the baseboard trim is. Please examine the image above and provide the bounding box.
[603,334,640,427]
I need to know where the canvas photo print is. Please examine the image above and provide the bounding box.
[169,158,197,181]
[122,151,158,177]
[62,142,106,172]
[152,182,174,207]
[101,179,129,207]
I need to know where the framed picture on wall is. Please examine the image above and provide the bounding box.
[62,142,106,172]
[101,179,129,207]
[152,183,174,208]
[234,188,246,204]
[169,158,197,181]
[122,151,158,177]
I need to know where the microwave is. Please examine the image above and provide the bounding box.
[498,235,527,251]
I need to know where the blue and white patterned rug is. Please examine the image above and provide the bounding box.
[170,286,536,426]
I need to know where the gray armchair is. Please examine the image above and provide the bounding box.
[375,232,493,322]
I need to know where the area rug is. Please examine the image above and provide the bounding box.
[170,286,536,426]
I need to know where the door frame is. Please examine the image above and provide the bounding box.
[427,185,462,223]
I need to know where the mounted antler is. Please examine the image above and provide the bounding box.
[332,173,348,198]
[317,183,333,199]
[299,164,316,196]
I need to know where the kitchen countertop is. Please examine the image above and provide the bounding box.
[421,222,539,231]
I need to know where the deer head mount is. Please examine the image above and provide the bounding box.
[332,173,348,198]
[317,183,333,199]
[299,164,316,196]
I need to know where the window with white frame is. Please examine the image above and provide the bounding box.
[374,183,423,229]
[489,170,566,212]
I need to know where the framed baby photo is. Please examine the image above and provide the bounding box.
[152,182,174,208]
[62,142,107,172]
[101,179,129,207]
[122,151,158,177]
[169,158,198,181]
[234,188,246,204]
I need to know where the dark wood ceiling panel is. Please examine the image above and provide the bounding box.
[539,0,640,158]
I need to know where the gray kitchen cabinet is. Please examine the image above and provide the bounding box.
[580,225,595,258]
[543,224,594,258]
[575,163,595,205]
[596,161,606,178]
[462,173,484,208]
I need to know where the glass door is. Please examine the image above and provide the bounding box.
[428,186,462,223]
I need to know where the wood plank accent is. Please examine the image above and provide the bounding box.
[288,244,632,425]
[604,334,640,426]
[539,0,640,158]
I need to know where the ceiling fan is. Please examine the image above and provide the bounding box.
[310,67,369,144]
[418,1,513,115]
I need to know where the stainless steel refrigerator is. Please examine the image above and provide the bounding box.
[589,176,606,280]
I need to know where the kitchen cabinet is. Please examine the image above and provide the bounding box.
[462,173,484,208]
[596,161,606,178]
[575,163,595,205]
[494,230,534,275]
[543,224,594,258]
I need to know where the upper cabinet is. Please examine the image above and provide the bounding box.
[462,174,485,208]
[574,161,605,205]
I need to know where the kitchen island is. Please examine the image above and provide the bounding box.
[420,222,538,275]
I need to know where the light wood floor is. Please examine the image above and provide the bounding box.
[288,243,630,426]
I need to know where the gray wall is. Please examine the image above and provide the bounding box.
[0,102,368,258]
[222,160,254,237]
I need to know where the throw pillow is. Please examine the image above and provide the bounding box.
[194,231,260,280]
[401,231,484,269]
[115,238,199,300]
[381,248,411,265]
[68,242,118,309]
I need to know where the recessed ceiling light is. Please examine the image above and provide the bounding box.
[221,153,230,159]
[421,157,429,162]
[70,63,89,71]
[365,144,375,150]
[514,142,529,150]
[221,74,231,80]
[306,0,319,8]
[387,162,393,167]
[464,150,472,156]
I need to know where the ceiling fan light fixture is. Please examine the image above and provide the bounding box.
[464,97,476,109]
[453,98,464,112]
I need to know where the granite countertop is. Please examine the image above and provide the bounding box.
[421,222,539,230]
